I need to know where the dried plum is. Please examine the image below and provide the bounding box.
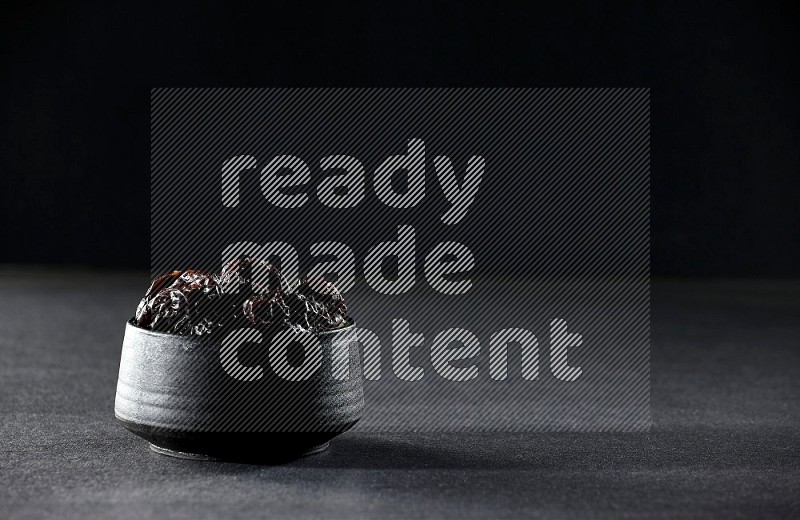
[134,270,225,335]
[134,258,349,336]
[285,277,348,332]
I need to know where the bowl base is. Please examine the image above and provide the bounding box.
[148,441,330,461]
[118,418,356,463]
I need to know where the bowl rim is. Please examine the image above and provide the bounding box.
[125,317,356,342]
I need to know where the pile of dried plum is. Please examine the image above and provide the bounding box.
[134,257,349,335]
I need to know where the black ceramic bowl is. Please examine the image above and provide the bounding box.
[114,319,363,462]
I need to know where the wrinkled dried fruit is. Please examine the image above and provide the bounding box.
[135,270,225,335]
[134,257,349,336]
[285,277,348,331]
[243,290,289,328]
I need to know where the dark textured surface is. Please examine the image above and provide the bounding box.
[1,269,799,519]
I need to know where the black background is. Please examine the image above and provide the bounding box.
[1,1,798,276]
[2,5,799,517]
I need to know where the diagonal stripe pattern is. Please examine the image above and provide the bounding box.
[144,88,650,432]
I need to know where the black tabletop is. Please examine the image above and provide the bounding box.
[1,269,798,519]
